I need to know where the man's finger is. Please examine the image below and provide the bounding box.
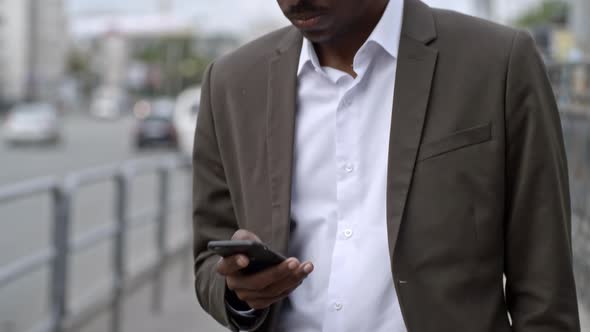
[255,261,313,298]
[295,261,314,278]
[231,229,261,242]
[241,258,300,290]
[238,274,304,301]
[216,254,249,276]
[230,258,300,291]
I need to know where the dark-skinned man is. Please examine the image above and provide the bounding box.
[192,0,581,331]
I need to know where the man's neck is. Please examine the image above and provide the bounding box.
[314,1,389,77]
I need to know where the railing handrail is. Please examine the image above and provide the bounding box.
[0,154,192,332]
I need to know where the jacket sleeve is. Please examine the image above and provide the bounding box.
[503,30,581,331]
[192,62,268,331]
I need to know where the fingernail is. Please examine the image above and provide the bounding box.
[237,257,248,267]
[303,263,313,274]
[288,260,298,270]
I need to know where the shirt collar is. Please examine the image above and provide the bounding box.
[297,0,404,76]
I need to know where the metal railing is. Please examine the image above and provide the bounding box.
[561,111,590,309]
[0,155,192,332]
[550,62,590,309]
[548,62,590,115]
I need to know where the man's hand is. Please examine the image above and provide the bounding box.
[216,229,314,310]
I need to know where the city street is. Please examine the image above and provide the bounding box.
[0,112,198,332]
[0,112,179,185]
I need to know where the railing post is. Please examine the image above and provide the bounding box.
[111,170,130,332]
[152,165,170,313]
[49,183,73,332]
[585,131,590,220]
[181,162,192,286]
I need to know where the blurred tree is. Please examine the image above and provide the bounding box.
[66,48,99,104]
[133,36,210,97]
[514,0,569,27]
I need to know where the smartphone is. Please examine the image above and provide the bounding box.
[208,240,287,274]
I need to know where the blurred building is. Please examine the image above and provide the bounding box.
[96,32,129,91]
[0,0,67,104]
[28,0,68,102]
[571,0,590,57]
[0,0,30,103]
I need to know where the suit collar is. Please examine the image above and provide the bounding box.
[402,0,437,44]
[297,0,405,75]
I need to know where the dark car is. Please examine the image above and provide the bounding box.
[133,99,178,149]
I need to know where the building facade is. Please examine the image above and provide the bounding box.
[0,0,67,104]
[0,0,30,103]
[572,0,590,57]
[28,0,68,102]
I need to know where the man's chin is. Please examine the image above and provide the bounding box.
[298,29,334,44]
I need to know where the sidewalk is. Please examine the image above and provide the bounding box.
[120,263,226,332]
[83,258,226,332]
[581,301,590,331]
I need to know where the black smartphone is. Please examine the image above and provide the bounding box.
[207,240,287,274]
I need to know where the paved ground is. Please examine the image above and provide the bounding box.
[583,303,590,331]
[82,256,227,332]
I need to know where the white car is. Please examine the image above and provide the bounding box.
[173,86,201,156]
[2,103,61,145]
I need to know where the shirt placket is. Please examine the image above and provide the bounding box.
[323,75,361,332]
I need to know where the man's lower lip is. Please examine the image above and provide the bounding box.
[292,15,323,29]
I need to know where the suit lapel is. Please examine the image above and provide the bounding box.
[263,0,438,262]
[266,29,302,254]
[386,0,438,265]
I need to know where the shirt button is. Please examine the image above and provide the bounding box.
[334,302,343,311]
[342,98,352,107]
[344,164,354,173]
[343,229,353,238]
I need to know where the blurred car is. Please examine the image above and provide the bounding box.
[133,98,178,149]
[90,86,128,120]
[2,103,61,145]
[173,86,201,156]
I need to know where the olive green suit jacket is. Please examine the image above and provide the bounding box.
[192,0,581,331]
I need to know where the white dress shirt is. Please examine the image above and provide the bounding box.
[278,1,407,331]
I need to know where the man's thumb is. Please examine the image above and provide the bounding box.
[231,229,261,242]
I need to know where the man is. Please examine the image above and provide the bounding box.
[192,0,581,331]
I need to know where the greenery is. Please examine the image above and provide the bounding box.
[133,36,211,97]
[63,34,221,102]
[514,0,569,27]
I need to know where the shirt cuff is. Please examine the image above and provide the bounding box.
[224,288,269,331]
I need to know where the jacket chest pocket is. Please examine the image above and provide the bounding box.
[417,122,492,162]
